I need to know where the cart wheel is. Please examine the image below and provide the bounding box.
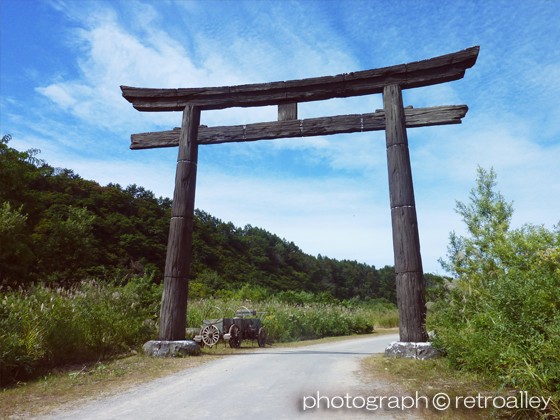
[258,327,267,348]
[228,324,241,349]
[201,324,220,347]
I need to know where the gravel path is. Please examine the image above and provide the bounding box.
[41,333,416,419]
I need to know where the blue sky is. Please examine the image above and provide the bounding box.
[1,0,559,274]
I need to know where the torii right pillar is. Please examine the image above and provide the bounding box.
[383,84,428,343]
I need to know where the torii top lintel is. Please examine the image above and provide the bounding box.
[120,46,479,112]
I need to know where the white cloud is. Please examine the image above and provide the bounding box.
[35,84,79,109]
[36,5,204,133]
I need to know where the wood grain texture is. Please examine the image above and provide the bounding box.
[121,47,479,111]
[396,271,428,342]
[159,105,200,341]
[383,84,427,343]
[158,273,188,342]
[390,206,422,273]
[130,105,468,149]
[386,144,415,208]
[278,103,298,121]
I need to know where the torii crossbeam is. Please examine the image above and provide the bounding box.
[121,46,479,343]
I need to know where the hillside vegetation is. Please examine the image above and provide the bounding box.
[0,134,409,301]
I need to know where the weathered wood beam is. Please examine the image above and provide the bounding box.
[121,47,479,112]
[130,105,467,150]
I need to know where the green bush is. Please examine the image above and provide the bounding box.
[428,167,560,416]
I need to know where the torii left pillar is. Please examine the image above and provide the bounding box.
[383,84,428,342]
[159,105,200,340]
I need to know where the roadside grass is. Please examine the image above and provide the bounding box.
[0,351,207,419]
[362,355,546,419]
[1,331,397,419]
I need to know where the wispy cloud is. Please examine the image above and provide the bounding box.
[2,0,559,273]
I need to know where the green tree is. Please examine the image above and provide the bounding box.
[32,205,97,284]
[429,167,560,412]
[377,265,397,303]
[0,202,34,283]
[440,167,513,286]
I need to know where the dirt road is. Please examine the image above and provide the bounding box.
[42,333,408,419]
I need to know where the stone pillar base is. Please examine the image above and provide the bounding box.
[385,341,442,360]
[143,340,201,357]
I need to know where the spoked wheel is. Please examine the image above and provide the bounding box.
[201,324,220,347]
[228,324,241,349]
[258,327,267,348]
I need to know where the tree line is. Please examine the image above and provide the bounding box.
[1,134,449,302]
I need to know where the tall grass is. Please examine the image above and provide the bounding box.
[186,298,398,343]
[0,275,161,386]
[1,278,398,387]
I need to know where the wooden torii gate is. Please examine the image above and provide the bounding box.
[121,46,479,343]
